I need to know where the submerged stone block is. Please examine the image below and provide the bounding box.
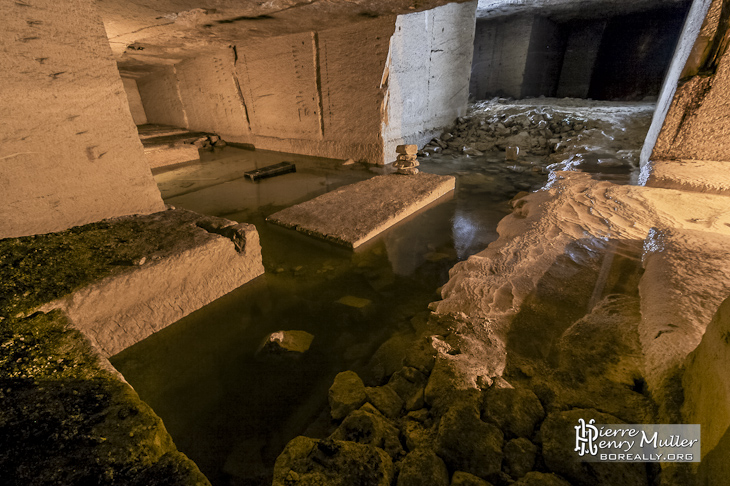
[267,173,455,248]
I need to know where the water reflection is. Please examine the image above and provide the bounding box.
[112,146,550,485]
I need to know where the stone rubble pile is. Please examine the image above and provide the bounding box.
[273,295,660,486]
[421,102,595,159]
[393,144,420,175]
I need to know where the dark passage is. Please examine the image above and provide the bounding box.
[471,3,691,101]
[588,7,689,100]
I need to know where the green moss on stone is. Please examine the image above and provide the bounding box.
[0,287,210,485]
[0,210,207,319]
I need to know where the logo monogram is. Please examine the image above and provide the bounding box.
[575,418,599,456]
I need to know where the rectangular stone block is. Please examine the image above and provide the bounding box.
[267,173,455,248]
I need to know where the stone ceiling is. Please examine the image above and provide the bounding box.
[102,0,693,76]
[98,0,473,76]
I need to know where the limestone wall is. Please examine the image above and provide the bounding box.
[522,17,566,97]
[588,7,687,101]
[683,295,730,465]
[556,21,606,99]
[0,0,165,239]
[122,77,148,125]
[233,20,394,164]
[137,66,188,128]
[236,32,321,141]
[658,0,730,161]
[469,16,534,99]
[470,15,562,99]
[131,5,476,165]
[383,1,478,160]
[133,20,393,164]
[641,0,718,166]
[175,52,250,139]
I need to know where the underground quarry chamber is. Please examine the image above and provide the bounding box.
[3,0,730,485]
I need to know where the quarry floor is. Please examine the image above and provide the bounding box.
[112,99,662,486]
[4,99,729,486]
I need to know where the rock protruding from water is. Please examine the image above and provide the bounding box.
[329,371,367,420]
[272,437,394,486]
[421,105,594,158]
[396,449,449,486]
[365,385,404,418]
[388,366,427,411]
[515,472,571,486]
[393,145,420,175]
[503,438,537,479]
[425,358,480,413]
[435,403,504,480]
[257,330,313,357]
[451,471,494,486]
[330,406,404,460]
[481,386,545,439]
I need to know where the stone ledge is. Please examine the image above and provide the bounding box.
[639,227,730,421]
[2,208,264,358]
[144,144,201,170]
[645,159,730,196]
[0,208,266,484]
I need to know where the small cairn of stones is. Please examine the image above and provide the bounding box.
[393,144,420,175]
[193,134,226,151]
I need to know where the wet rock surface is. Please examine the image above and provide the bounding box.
[365,385,404,418]
[0,311,208,485]
[329,406,404,460]
[450,471,494,486]
[257,330,314,357]
[272,437,394,486]
[328,370,367,420]
[515,471,571,486]
[396,449,449,486]
[420,98,654,186]
[435,403,504,480]
[503,438,537,479]
[481,386,545,439]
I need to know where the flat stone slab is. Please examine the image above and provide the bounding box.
[144,144,200,169]
[137,123,206,141]
[267,173,455,248]
[645,159,730,196]
[14,209,266,357]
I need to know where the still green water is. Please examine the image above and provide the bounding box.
[111,146,549,485]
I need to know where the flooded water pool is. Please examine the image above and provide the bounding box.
[111,137,628,484]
